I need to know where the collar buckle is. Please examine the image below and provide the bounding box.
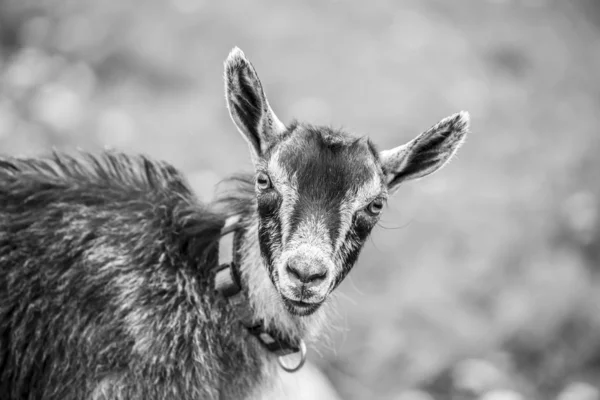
[277,340,307,373]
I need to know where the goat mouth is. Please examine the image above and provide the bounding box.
[281,296,322,316]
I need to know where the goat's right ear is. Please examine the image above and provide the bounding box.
[224,47,286,161]
[380,111,469,192]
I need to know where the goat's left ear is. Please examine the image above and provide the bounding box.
[380,111,470,192]
[224,47,286,162]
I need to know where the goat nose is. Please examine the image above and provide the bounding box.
[286,260,327,286]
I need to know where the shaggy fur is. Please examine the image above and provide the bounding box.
[0,152,273,400]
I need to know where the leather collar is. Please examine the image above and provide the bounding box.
[211,215,307,372]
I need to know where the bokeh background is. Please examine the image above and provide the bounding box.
[1,0,600,399]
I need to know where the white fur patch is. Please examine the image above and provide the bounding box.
[328,172,384,279]
[268,151,299,247]
[90,375,123,400]
[334,173,383,253]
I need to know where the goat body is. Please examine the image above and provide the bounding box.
[0,152,269,400]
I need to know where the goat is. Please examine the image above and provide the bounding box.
[0,47,469,400]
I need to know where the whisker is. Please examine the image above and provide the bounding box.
[343,275,364,298]
[377,218,413,230]
[334,290,359,306]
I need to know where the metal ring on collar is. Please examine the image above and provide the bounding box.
[277,339,307,373]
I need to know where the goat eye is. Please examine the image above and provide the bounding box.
[256,172,272,190]
[366,198,384,216]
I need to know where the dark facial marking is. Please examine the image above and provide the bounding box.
[331,212,378,290]
[256,190,281,277]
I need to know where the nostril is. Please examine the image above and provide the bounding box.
[286,264,302,281]
[306,271,327,284]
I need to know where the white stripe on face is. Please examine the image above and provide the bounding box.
[333,172,384,256]
[328,170,385,287]
[286,212,333,255]
[267,150,299,247]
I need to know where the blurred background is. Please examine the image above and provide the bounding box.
[1,0,599,399]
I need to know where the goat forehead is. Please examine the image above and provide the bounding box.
[274,128,380,200]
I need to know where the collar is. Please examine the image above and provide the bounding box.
[211,215,307,373]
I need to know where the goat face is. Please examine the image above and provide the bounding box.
[224,48,469,316]
[253,127,385,316]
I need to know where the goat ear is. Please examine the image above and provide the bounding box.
[380,111,469,192]
[224,47,286,161]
